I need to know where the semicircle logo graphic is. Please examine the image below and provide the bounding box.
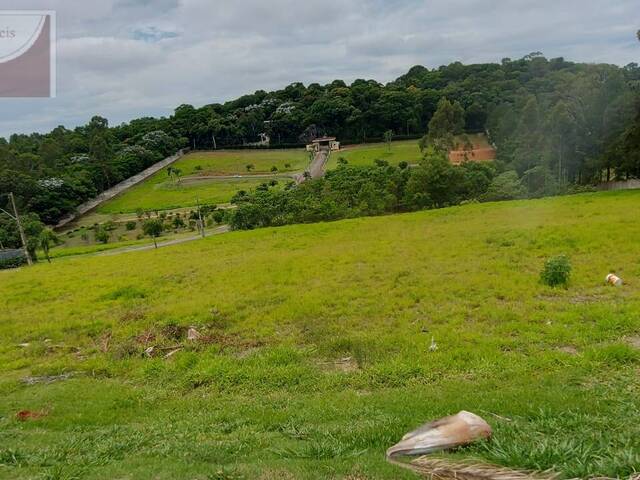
[0,14,46,64]
[0,10,56,97]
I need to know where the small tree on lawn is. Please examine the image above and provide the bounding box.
[384,130,393,151]
[167,166,182,184]
[271,165,278,174]
[246,164,255,172]
[39,228,58,263]
[95,225,110,244]
[143,219,164,249]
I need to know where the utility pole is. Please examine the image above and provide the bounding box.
[196,196,205,238]
[8,192,32,266]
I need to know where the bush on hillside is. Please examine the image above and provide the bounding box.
[540,255,572,287]
[483,171,526,201]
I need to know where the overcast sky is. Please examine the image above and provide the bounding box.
[0,0,638,138]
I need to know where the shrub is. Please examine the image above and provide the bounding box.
[103,220,117,231]
[212,210,226,224]
[172,216,186,229]
[95,226,110,244]
[125,221,137,231]
[483,171,526,201]
[540,255,571,287]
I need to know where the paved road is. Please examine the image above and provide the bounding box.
[295,148,330,183]
[55,150,187,229]
[309,149,329,178]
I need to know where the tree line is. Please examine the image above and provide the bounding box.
[2,51,640,251]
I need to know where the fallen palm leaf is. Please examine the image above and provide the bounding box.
[387,411,492,457]
[404,457,560,480]
[387,411,556,480]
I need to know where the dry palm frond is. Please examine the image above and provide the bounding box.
[403,457,560,480]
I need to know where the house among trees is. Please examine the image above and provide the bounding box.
[306,136,340,152]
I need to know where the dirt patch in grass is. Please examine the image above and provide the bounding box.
[625,336,640,350]
[16,410,48,421]
[449,147,496,165]
[119,306,147,322]
[536,293,609,304]
[318,356,360,373]
[557,346,579,356]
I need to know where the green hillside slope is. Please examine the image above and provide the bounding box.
[1,191,639,479]
[97,149,307,213]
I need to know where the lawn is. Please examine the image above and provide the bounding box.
[328,139,423,169]
[97,176,288,213]
[328,134,494,169]
[96,148,308,214]
[1,191,640,479]
[168,149,309,176]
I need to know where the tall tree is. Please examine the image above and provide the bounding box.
[421,98,465,152]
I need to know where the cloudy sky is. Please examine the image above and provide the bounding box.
[0,0,638,138]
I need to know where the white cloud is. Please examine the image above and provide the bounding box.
[0,0,638,137]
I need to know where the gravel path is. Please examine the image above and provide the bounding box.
[96,226,230,256]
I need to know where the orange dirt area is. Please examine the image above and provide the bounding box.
[448,147,496,165]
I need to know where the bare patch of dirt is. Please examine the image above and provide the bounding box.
[120,307,146,322]
[234,346,263,359]
[258,470,297,480]
[16,410,48,421]
[21,373,74,385]
[449,147,496,164]
[318,356,360,373]
[557,346,579,356]
[625,336,640,350]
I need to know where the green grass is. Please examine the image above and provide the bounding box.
[96,148,307,214]
[329,134,492,169]
[329,139,423,168]
[97,176,285,214]
[44,239,148,259]
[2,191,640,479]
[170,149,308,176]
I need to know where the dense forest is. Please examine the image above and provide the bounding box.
[1,53,640,248]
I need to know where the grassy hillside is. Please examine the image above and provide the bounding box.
[2,191,640,479]
[97,149,308,213]
[97,176,280,213]
[169,149,308,176]
[329,134,492,169]
[328,139,423,168]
